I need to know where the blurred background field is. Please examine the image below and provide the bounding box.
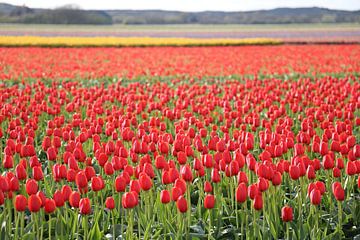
[0,23,359,43]
[0,2,359,44]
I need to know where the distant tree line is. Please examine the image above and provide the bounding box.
[107,8,360,24]
[0,4,112,24]
[0,3,359,25]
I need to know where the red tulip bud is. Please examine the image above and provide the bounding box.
[15,194,27,212]
[79,198,91,215]
[28,194,42,212]
[105,196,115,210]
[176,195,188,213]
[44,198,56,214]
[310,189,322,205]
[160,190,171,204]
[281,206,293,222]
[204,194,215,209]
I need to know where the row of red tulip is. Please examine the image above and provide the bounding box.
[0,45,359,80]
[0,72,359,239]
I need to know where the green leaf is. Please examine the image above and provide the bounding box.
[89,221,102,240]
[268,220,277,239]
[22,232,36,240]
[0,222,6,240]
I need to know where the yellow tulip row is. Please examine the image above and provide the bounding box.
[0,36,282,47]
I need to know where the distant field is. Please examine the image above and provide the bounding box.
[0,23,359,42]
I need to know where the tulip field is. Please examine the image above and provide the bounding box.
[0,44,359,240]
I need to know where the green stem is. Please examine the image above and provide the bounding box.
[127,209,133,239]
[186,186,191,239]
[20,212,24,237]
[208,210,212,240]
[138,207,141,240]
[49,215,52,240]
[83,215,88,240]
[7,200,12,237]
[241,204,244,240]
[327,171,333,213]
[40,211,44,240]
[32,213,37,240]
[120,196,123,239]
[112,211,116,239]
[286,222,290,240]
[14,211,19,240]
[253,208,256,238]
[76,209,79,239]
[338,201,342,231]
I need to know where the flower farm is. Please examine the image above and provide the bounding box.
[0,40,359,240]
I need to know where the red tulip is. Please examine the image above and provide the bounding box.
[346,161,357,176]
[257,177,269,192]
[236,182,247,203]
[176,196,188,213]
[204,181,212,193]
[122,191,137,209]
[332,184,345,201]
[204,194,215,209]
[3,155,14,169]
[139,173,152,191]
[69,191,81,208]
[9,177,19,192]
[160,190,171,204]
[104,162,115,176]
[79,198,91,215]
[289,165,300,180]
[115,175,127,192]
[37,191,46,207]
[248,184,258,200]
[211,169,221,183]
[85,166,96,181]
[171,185,182,201]
[44,198,56,214]
[322,154,334,170]
[180,164,193,182]
[306,165,316,180]
[28,194,42,212]
[203,154,213,168]
[319,142,328,156]
[237,171,248,184]
[281,206,293,222]
[294,143,304,156]
[310,189,322,205]
[97,153,108,167]
[105,196,115,210]
[253,194,263,210]
[25,179,38,195]
[75,171,88,189]
[177,151,187,165]
[91,176,105,192]
[315,181,326,195]
[333,167,341,178]
[15,164,27,180]
[271,171,282,186]
[15,194,27,212]
[32,166,44,181]
[53,190,64,207]
[47,147,57,161]
[130,180,141,194]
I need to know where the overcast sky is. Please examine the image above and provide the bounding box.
[4,0,360,11]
